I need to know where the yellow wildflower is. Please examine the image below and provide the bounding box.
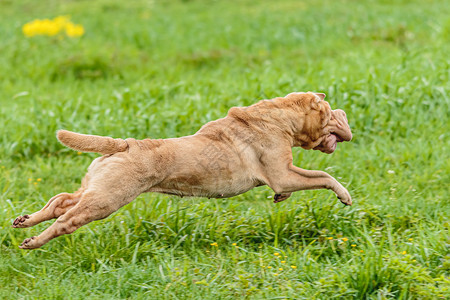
[267,266,272,269]
[210,242,218,247]
[37,178,42,182]
[342,238,348,242]
[327,237,333,240]
[273,273,278,276]
[232,243,237,246]
[278,268,283,271]
[65,23,84,38]
[351,244,356,247]
[43,19,60,36]
[281,261,286,264]
[22,16,84,38]
[274,252,280,256]
[291,266,297,269]
[22,23,36,37]
[408,238,413,241]
[401,251,406,255]
[53,15,70,27]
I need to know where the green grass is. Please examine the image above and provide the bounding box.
[1,0,449,298]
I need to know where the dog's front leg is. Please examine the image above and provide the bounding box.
[268,164,352,205]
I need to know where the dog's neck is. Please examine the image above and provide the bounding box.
[228,102,321,149]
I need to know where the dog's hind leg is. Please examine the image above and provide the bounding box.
[12,192,82,228]
[18,186,142,249]
[12,176,90,228]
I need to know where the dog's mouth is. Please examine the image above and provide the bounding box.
[313,132,343,154]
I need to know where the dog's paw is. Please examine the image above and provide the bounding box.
[12,215,31,228]
[19,236,39,249]
[274,193,292,203]
[337,191,352,206]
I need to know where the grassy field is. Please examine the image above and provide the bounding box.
[0,0,449,298]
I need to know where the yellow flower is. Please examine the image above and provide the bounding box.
[327,237,333,240]
[65,23,84,38]
[22,16,84,38]
[291,266,297,269]
[53,15,70,26]
[77,152,82,155]
[261,266,265,268]
[342,238,348,242]
[267,266,272,269]
[351,244,356,247]
[22,23,36,37]
[278,268,283,271]
[401,251,407,255]
[28,178,32,182]
[210,242,218,247]
[273,273,278,276]
[51,16,70,35]
[43,19,60,36]
[281,261,286,264]
[37,178,42,182]
[274,252,280,256]
[408,238,413,241]
[232,243,237,246]
[360,250,364,253]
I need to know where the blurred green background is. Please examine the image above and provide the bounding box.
[0,0,449,298]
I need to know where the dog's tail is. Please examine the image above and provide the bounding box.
[57,130,129,155]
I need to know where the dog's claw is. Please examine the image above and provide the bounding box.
[337,196,352,206]
[12,215,30,228]
[273,193,291,203]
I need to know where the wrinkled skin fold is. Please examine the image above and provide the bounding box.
[13,92,353,249]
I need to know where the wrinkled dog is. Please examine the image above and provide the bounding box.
[13,92,352,249]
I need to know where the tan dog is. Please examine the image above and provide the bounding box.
[13,92,352,249]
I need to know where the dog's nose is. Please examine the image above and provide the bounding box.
[332,109,352,141]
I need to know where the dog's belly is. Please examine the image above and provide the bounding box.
[137,134,265,199]
[147,175,259,198]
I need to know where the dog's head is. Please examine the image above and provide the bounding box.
[284,92,352,153]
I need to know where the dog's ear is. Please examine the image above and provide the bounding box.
[315,93,326,101]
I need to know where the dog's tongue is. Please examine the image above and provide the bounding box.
[326,134,338,153]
